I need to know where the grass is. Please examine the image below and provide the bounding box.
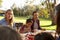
[0,16,56,30]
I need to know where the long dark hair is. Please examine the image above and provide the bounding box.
[32,11,38,15]
[32,11,39,20]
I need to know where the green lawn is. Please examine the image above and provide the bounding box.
[0,16,56,30]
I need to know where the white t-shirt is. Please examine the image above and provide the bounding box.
[34,20,38,29]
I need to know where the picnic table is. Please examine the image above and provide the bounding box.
[20,30,58,40]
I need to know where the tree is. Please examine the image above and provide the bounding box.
[50,0,56,25]
[41,0,56,25]
[23,5,36,16]
[0,0,2,7]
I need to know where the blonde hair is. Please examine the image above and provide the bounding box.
[5,9,14,28]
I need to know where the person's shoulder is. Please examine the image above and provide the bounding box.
[20,25,26,30]
[22,25,26,27]
[0,18,5,21]
[0,18,5,24]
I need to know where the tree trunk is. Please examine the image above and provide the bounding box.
[50,9,56,25]
[51,0,56,25]
[47,0,56,25]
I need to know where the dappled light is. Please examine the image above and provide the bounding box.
[0,0,59,40]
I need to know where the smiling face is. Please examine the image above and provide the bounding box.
[27,22,33,27]
[26,19,33,27]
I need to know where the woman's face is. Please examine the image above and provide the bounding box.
[5,11,13,20]
[33,13,38,19]
[27,22,33,27]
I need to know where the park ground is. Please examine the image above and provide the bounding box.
[0,16,56,30]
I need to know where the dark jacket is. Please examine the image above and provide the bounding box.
[31,19,42,32]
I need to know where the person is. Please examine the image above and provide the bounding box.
[56,4,60,34]
[56,4,60,40]
[0,26,22,40]
[0,9,14,28]
[20,19,33,33]
[31,11,42,32]
[34,32,55,40]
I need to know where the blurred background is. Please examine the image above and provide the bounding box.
[0,0,59,30]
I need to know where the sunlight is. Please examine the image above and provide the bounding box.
[1,0,41,10]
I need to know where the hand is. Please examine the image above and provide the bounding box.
[28,34,34,40]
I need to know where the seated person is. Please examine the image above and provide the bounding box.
[20,19,33,33]
[34,32,55,40]
[56,4,60,40]
[0,9,14,28]
[0,26,22,40]
[31,11,43,32]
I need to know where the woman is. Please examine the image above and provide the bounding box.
[20,19,33,33]
[31,11,42,32]
[0,9,14,28]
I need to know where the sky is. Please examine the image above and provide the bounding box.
[0,0,60,10]
[56,0,60,5]
[0,0,41,10]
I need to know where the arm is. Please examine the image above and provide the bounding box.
[20,26,24,33]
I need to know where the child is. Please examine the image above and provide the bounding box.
[20,19,33,33]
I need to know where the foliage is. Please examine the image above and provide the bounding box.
[0,16,56,30]
[39,8,49,18]
[12,4,51,19]
[12,0,55,19]
[0,0,2,7]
